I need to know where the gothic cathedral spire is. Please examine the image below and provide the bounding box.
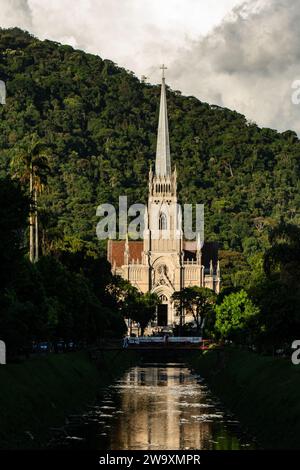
[107,64,220,332]
[155,64,171,177]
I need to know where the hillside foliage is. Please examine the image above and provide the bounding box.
[0,29,299,351]
[0,28,299,266]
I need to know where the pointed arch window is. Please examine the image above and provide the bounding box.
[159,212,167,230]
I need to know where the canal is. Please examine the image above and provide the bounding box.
[50,363,257,450]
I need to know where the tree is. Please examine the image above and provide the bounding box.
[105,277,160,335]
[263,221,300,286]
[0,177,28,288]
[106,275,138,314]
[131,292,160,336]
[218,250,251,289]
[1,27,300,260]
[10,133,50,262]
[251,278,300,351]
[172,286,216,334]
[250,222,300,350]
[215,290,260,342]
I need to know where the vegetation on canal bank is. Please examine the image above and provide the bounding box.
[189,347,300,449]
[0,350,138,449]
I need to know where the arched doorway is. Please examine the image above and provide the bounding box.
[157,294,168,326]
[152,285,174,328]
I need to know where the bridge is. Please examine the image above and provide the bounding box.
[90,338,215,363]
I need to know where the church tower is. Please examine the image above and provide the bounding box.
[107,66,220,333]
[144,66,181,248]
[143,66,183,326]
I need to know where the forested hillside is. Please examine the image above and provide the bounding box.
[0,27,299,353]
[0,27,299,267]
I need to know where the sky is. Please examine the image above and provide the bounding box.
[1,0,300,133]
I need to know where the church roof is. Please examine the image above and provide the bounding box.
[183,241,219,270]
[107,239,218,270]
[155,66,171,177]
[201,242,219,269]
[107,240,143,267]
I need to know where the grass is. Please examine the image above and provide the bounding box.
[189,347,300,449]
[0,350,137,449]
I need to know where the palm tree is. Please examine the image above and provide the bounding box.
[10,133,49,262]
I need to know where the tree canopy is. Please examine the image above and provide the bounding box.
[0,28,299,260]
[172,286,216,334]
[0,29,299,353]
[215,290,259,342]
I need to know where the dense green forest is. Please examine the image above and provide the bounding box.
[0,177,128,355]
[0,28,299,352]
[1,28,299,257]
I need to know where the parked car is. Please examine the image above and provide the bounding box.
[37,341,51,353]
[54,340,66,353]
[66,340,77,352]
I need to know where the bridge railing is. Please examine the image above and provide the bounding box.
[125,336,202,346]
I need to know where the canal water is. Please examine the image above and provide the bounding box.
[50,364,257,450]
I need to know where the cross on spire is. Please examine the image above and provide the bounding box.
[160,64,167,79]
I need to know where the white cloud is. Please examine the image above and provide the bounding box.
[168,0,300,132]
[0,0,242,71]
[0,0,32,29]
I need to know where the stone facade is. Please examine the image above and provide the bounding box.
[107,72,220,330]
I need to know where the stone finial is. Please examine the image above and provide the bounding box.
[124,233,129,265]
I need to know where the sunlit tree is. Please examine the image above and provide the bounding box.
[10,133,49,262]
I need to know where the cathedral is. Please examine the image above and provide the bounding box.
[107,69,220,330]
